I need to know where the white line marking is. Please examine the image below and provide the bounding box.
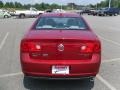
[98,35,120,63]
[98,35,120,46]
[0,32,9,50]
[97,75,117,90]
[102,58,120,63]
[109,27,120,32]
[0,72,23,78]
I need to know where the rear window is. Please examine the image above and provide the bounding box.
[34,17,89,30]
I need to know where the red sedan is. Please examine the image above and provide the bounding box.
[20,13,101,80]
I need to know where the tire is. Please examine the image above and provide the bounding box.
[104,13,107,16]
[114,13,118,16]
[4,15,9,18]
[109,14,112,16]
[19,14,25,18]
[39,13,42,15]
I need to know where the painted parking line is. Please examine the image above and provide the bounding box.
[97,75,117,90]
[0,32,9,51]
[98,35,120,46]
[0,72,118,90]
[0,72,23,78]
[0,32,118,90]
[0,60,119,79]
[98,35,120,63]
[0,72,117,90]
[102,58,120,63]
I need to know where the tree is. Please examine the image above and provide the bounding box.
[50,3,60,9]
[4,2,15,8]
[4,2,10,8]
[96,0,120,8]
[33,3,40,10]
[23,4,31,9]
[41,3,45,10]
[0,0,3,8]
[14,2,23,8]
[118,1,120,8]
[9,2,14,8]
[89,4,95,8]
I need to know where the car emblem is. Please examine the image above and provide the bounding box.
[58,44,64,52]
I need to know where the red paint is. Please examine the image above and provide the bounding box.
[20,13,101,78]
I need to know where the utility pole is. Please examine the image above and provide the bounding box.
[60,0,63,10]
[109,0,111,8]
[61,4,62,10]
[96,4,98,9]
[72,4,73,10]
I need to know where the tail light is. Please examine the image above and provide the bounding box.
[80,42,101,53]
[21,40,41,52]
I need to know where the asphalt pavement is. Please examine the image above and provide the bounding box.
[0,15,120,90]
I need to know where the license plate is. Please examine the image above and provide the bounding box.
[52,66,69,75]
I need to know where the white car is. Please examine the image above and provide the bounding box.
[14,7,44,18]
[0,10,11,18]
[52,9,66,13]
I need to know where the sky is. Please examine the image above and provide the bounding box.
[2,0,104,5]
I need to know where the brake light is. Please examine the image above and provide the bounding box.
[21,41,41,52]
[80,42,100,53]
[94,42,101,53]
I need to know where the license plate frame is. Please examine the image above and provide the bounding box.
[52,65,69,75]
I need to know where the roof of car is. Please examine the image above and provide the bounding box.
[40,13,81,17]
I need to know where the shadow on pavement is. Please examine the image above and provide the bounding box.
[23,77,94,90]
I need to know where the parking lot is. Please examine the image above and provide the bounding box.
[0,15,120,90]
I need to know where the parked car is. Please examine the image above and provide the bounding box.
[98,8,120,16]
[88,10,96,15]
[13,7,44,18]
[92,10,100,16]
[45,9,53,13]
[52,9,66,13]
[81,9,91,14]
[104,7,120,16]
[45,9,66,13]
[97,8,106,16]
[0,10,11,18]
[20,13,101,80]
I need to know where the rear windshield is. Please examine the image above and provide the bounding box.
[34,17,89,30]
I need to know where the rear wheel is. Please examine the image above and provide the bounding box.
[19,14,25,18]
[39,13,42,15]
[114,13,118,16]
[4,15,9,18]
[109,14,112,16]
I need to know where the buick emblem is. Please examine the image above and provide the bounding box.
[58,44,64,52]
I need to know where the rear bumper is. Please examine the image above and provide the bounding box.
[21,53,101,78]
[25,75,95,80]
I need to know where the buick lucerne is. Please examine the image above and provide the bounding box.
[20,13,101,80]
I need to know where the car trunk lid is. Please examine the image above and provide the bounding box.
[21,30,100,60]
